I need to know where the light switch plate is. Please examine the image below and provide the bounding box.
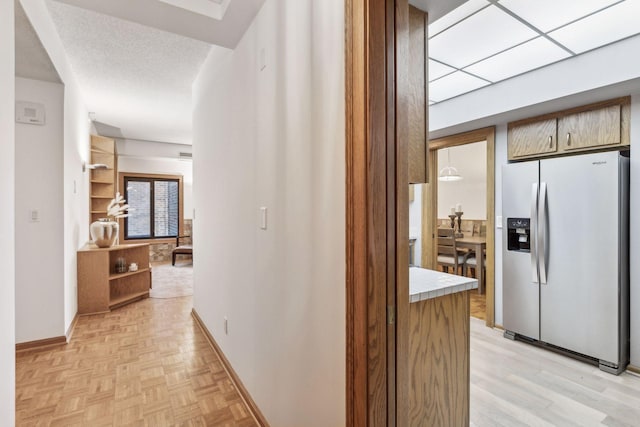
[496,215,503,229]
[260,207,267,230]
[30,209,40,222]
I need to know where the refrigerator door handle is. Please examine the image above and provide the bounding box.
[539,182,548,284]
[531,183,539,284]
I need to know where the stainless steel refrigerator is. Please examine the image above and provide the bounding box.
[502,150,629,374]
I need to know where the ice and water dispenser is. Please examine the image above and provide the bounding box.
[507,218,530,252]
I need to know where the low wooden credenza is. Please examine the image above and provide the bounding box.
[77,243,151,315]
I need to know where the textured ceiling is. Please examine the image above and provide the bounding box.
[51,0,265,48]
[47,0,214,144]
[15,1,61,83]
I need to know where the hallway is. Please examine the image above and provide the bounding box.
[16,297,257,426]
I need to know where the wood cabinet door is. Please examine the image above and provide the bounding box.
[408,6,427,183]
[559,104,621,150]
[508,118,557,160]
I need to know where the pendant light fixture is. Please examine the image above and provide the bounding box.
[438,148,462,182]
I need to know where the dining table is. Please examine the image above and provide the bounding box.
[456,234,487,294]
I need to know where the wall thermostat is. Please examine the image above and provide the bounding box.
[16,101,46,125]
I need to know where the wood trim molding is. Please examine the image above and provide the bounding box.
[628,365,640,375]
[507,96,630,128]
[16,335,67,352]
[191,309,269,427]
[117,172,185,243]
[66,313,79,341]
[346,0,409,424]
[423,127,497,327]
[15,313,77,352]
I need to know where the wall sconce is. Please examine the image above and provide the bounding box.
[82,162,108,172]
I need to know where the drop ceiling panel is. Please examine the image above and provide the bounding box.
[429,5,538,69]
[499,0,620,32]
[428,0,489,37]
[429,59,456,81]
[548,1,640,53]
[464,37,571,83]
[429,71,489,102]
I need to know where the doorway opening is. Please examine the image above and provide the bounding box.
[421,127,496,327]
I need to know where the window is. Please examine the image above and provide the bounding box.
[123,175,182,240]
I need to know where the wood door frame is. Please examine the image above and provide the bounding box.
[345,0,409,425]
[422,127,496,327]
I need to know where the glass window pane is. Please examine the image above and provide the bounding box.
[154,180,179,237]
[126,181,151,238]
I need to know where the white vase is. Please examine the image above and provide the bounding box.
[90,218,119,248]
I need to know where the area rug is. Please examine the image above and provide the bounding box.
[150,261,193,298]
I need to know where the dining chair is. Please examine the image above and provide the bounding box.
[172,235,193,266]
[436,228,466,275]
[463,249,486,294]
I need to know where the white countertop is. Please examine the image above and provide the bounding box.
[409,267,478,303]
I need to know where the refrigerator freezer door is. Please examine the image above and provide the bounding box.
[502,161,540,340]
[539,151,620,363]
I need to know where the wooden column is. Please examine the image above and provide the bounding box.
[346,0,410,425]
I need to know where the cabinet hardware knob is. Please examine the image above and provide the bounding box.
[548,136,553,148]
[566,132,571,146]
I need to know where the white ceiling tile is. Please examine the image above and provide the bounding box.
[548,1,640,53]
[429,5,538,69]
[499,0,619,33]
[428,0,490,37]
[429,59,456,81]
[465,37,571,82]
[429,71,490,102]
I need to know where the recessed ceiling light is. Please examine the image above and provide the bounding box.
[428,0,490,37]
[499,0,619,33]
[429,5,538,69]
[464,37,571,83]
[548,1,640,54]
[429,71,490,102]
[429,59,456,82]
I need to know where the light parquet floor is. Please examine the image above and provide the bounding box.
[16,296,257,427]
[470,317,640,427]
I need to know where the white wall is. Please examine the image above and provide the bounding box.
[192,0,345,425]
[116,138,192,159]
[21,0,91,334]
[0,0,16,421]
[493,124,508,327]
[437,141,486,220]
[15,78,65,343]
[117,139,193,219]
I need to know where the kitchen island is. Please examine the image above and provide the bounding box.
[409,267,477,427]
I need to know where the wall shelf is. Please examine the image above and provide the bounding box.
[89,135,117,225]
[109,268,150,281]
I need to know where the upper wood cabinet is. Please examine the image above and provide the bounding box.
[507,97,630,161]
[408,6,428,184]
[559,104,622,151]
[508,118,557,159]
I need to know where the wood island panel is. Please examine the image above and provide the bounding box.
[408,291,469,426]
